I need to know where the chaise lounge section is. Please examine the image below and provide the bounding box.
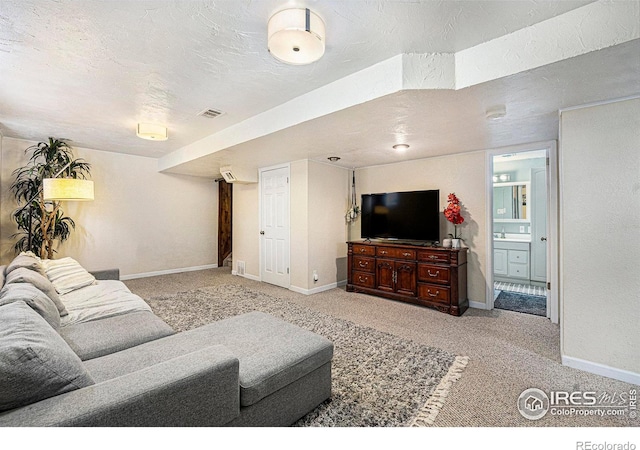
[0,253,333,426]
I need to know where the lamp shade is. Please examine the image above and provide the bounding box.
[136,123,168,141]
[43,178,94,201]
[268,8,325,65]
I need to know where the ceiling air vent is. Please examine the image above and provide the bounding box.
[199,108,224,119]
[220,166,257,184]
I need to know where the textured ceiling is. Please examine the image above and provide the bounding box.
[1,0,638,177]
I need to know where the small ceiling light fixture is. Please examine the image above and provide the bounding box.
[136,123,168,141]
[268,8,325,65]
[392,144,410,151]
[327,156,341,162]
[486,105,507,121]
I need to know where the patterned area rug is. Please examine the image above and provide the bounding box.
[494,291,546,317]
[146,284,468,427]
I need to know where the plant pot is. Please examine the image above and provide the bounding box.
[442,238,452,248]
[451,238,461,248]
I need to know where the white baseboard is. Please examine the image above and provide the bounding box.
[120,264,218,280]
[562,355,640,385]
[231,271,261,282]
[469,300,488,310]
[290,280,346,296]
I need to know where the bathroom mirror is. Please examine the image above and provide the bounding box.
[493,182,529,221]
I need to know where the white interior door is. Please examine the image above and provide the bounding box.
[530,167,547,283]
[260,165,290,288]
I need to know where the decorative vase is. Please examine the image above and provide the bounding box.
[451,238,461,249]
[442,238,452,248]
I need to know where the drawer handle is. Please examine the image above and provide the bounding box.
[402,252,411,256]
[428,290,440,298]
[428,255,438,260]
[358,261,368,267]
[380,250,387,255]
[358,276,367,283]
[359,248,365,253]
[427,270,440,277]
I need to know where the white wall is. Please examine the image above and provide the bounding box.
[560,98,640,381]
[351,152,488,306]
[307,161,350,290]
[231,182,259,278]
[0,137,218,277]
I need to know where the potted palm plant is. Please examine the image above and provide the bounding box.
[10,138,91,259]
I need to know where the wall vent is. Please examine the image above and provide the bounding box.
[237,261,246,276]
[199,108,224,119]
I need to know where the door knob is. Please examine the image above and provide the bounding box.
[260,231,265,235]
[540,237,547,241]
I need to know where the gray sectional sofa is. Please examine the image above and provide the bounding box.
[0,253,333,426]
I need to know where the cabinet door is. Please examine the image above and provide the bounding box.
[376,259,395,292]
[395,262,417,296]
[494,248,508,276]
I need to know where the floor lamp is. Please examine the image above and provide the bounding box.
[16,162,94,253]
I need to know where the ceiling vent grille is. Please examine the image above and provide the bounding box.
[199,108,224,119]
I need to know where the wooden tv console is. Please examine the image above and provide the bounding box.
[346,241,469,316]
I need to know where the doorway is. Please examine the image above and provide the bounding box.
[259,164,290,288]
[217,179,232,267]
[487,142,559,323]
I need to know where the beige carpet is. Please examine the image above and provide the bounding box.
[124,267,638,427]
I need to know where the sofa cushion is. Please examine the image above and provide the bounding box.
[0,283,61,329]
[0,301,94,412]
[5,267,68,317]
[83,311,334,407]
[41,257,96,294]
[6,252,44,276]
[59,311,175,360]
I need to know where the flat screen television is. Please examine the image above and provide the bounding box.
[361,190,440,243]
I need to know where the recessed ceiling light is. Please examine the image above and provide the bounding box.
[136,123,168,141]
[486,105,507,120]
[393,144,410,151]
[327,156,341,162]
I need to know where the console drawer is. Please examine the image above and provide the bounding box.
[352,271,375,288]
[353,244,375,256]
[353,256,375,273]
[417,264,451,284]
[417,250,450,264]
[376,247,416,260]
[418,283,450,304]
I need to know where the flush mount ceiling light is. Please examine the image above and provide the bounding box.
[268,8,325,65]
[392,144,410,151]
[486,105,507,121]
[136,123,168,141]
[327,156,341,162]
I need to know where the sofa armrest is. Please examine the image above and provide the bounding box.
[0,345,239,427]
[90,268,120,280]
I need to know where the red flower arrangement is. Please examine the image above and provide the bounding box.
[444,193,464,238]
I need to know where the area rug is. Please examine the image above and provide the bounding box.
[146,284,468,427]
[494,290,546,317]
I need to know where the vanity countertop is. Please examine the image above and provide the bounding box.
[493,233,531,243]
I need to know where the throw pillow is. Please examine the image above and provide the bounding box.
[5,267,68,317]
[0,283,61,329]
[41,257,96,295]
[5,252,44,276]
[0,301,94,412]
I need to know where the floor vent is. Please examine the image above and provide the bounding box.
[199,108,224,119]
[237,261,245,275]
